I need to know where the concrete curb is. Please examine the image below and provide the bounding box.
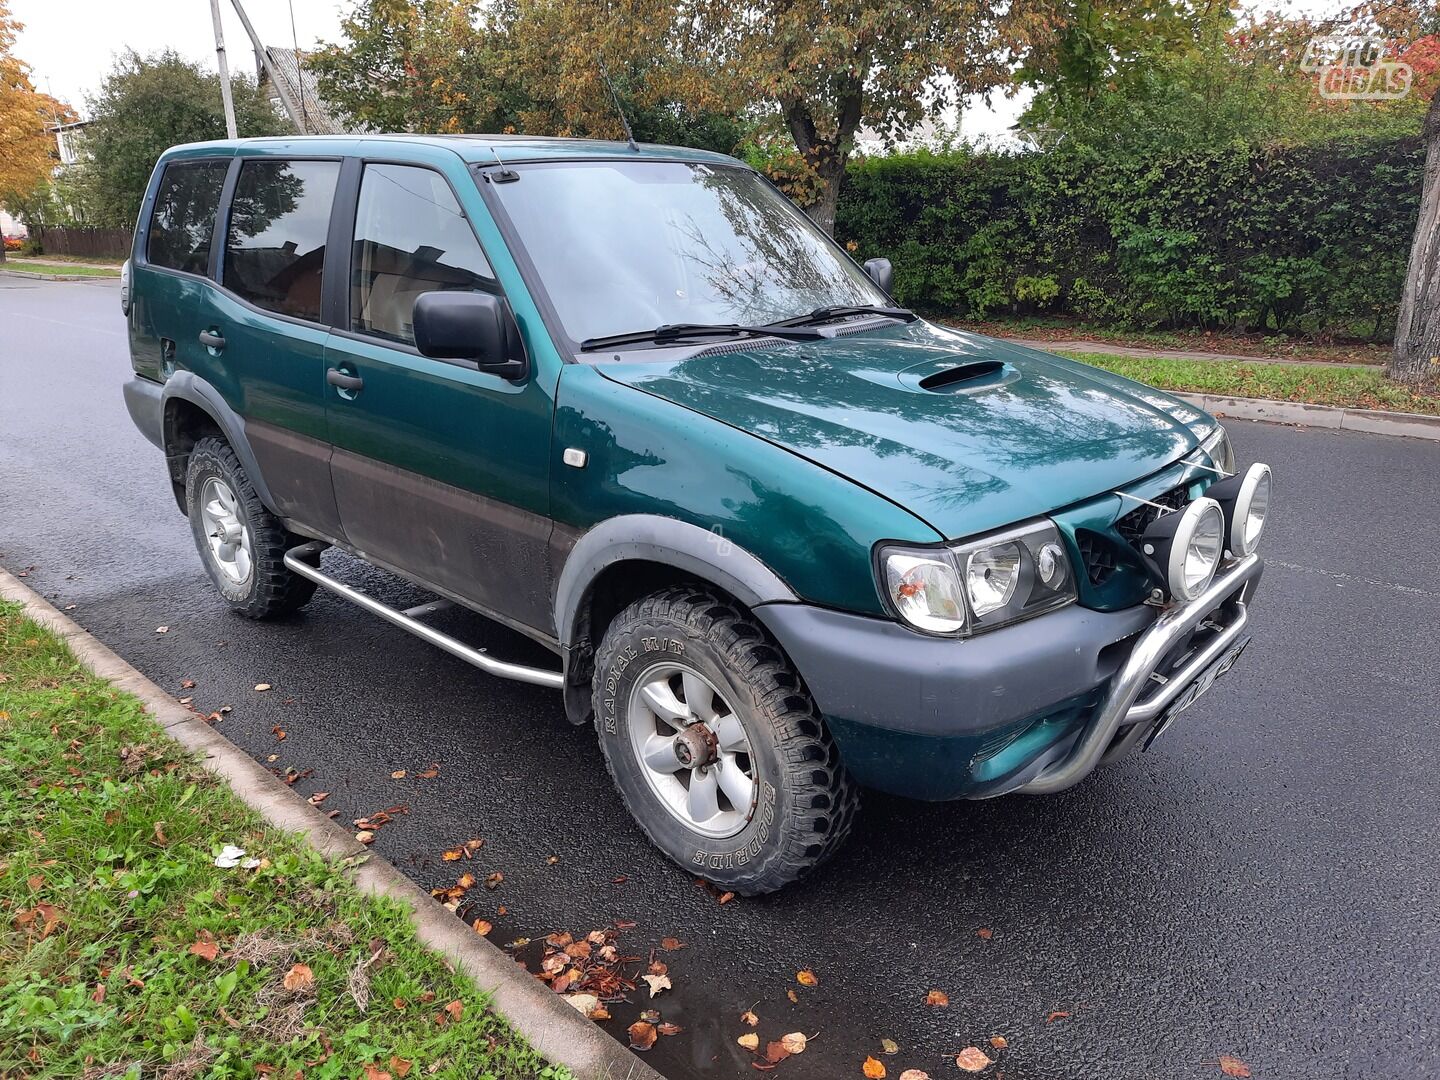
[0,567,662,1080]
[1167,392,1440,442]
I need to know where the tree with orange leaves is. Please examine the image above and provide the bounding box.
[0,0,55,258]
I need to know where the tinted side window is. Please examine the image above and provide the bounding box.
[146,161,228,273]
[224,159,340,322]
[351,164,494,346]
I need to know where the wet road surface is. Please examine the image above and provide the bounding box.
[3,277,1438,1080]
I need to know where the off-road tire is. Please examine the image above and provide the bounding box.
[593,586,858,894]
[184,436,317,619]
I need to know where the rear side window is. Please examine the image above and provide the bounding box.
[351,164,494,346]
[224,159,340,322]
[146,161,228,273]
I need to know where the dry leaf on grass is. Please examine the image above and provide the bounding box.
[862,1055,887,1079]
[443,1000,463,1022]
[1219,1056,1252,1078]
[738,1033,761,1051]
[282,963,314,993]
[955,1047,993,1072]
[188,940,219,963]
[925,989,949,1007]
[390,1057,412,1078]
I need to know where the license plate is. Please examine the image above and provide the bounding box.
[1143,635,1251,749]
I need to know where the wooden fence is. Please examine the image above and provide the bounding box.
[33,226,133,260]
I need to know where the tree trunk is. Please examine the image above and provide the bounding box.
[781,88,862,237]
[1389,85,1440,387]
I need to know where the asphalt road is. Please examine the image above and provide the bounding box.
[3,276,1438,1080]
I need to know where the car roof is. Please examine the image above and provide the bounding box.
[158,133,744,168]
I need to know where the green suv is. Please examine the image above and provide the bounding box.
[122,135,1271,893]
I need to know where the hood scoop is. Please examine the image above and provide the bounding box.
[905,358,1017,395]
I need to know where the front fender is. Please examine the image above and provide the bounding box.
[553,514,798,650]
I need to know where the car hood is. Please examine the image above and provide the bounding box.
[593,321,1212,540]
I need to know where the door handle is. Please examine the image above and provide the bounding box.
[198,330,226,351]
[326,367,364,393]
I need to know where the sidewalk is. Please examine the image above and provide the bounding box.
[1005,336,1374,369]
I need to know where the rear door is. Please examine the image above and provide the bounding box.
[322,155,556,638]
[196,154,345,538]
[128,155,232,385]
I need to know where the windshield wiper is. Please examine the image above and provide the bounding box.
[579,322,826,352]
[769,304,916,328]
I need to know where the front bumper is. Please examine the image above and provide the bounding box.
[755,553,1263,800]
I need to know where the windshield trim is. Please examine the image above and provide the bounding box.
[471,158,891,363]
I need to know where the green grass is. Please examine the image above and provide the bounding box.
[1063,352,1440,417]
[0,601,567,1080]
[1,260,120,278]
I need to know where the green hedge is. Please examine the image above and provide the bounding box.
[836,138,1424,338]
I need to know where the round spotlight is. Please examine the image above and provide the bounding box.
[1203,462,1273,557]
[1140,497,1226,602]
[1231,463,1271,556]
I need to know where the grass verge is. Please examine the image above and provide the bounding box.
[0,600,566,1080]
[1064,352,1440,417]
[0,260,120,278]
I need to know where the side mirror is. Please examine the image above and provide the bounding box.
[863,257,894,294]
[413,291,528,381]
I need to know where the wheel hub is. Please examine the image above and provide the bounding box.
[198,476,254,586]
[628,662,758,839]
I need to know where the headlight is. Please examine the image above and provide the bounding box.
[879,520,1077,636]
[1138,497,1226,601]
[1199,424,1235,474]
[881,552,967,634]
[1204,462,1272,556]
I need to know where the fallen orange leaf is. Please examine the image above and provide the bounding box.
[925,989,949,1007]
[188,941,219,963]
[472,919,493,936]
[796,968,818,987]
[629,1020,658,1050]
[977,927,993,940]
[862,1055,887,1079]
[1046,1010,1070,1023]
[897,1072,929,1080]
[443,999,463,1022]
[955,1047,993,1072]
[989,1036,1008,1049]
[282,963,314,993]
[1219,1056,1252,1078]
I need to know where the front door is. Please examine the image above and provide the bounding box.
[323,160,556,638]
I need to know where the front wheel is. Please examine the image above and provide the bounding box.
[593,587,858,894]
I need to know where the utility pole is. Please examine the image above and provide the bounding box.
[229,0,309,134]
[209,0,238,139]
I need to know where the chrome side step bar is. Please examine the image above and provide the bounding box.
[283,542,564,690]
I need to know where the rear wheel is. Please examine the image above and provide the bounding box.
[184,436,317,619]
[593,586,858,894]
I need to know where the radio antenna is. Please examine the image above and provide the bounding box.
[598,55,639,152]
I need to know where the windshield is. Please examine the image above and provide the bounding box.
[488,160,888,346]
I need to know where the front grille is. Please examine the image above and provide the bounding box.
[1115,484,1190,546]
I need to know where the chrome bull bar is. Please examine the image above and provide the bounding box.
[1018,552,1263,795]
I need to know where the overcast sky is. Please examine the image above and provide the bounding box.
[11,0,1346,140]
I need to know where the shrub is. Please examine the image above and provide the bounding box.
[836,137,1424,340]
